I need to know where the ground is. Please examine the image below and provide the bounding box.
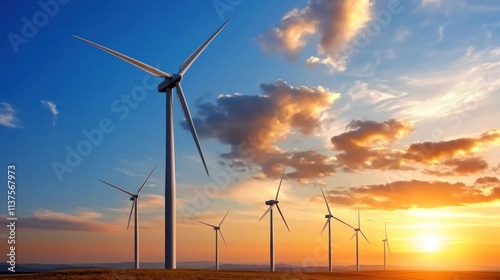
[1,269,500,280]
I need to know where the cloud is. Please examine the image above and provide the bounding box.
[320,176,500,210]
[404,129,500,163]
[22,209,118,232]
[257,0,372,72]
[189,80,339,182]
[438,26,444,41]
[41,100,59,126]
[0,102,20,128]
[393,26,410,42]
[330,119,414,171]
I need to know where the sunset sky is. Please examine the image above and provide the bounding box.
[1,0,499,270]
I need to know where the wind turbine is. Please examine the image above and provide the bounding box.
[382,222,390,270]
[99,165,157,269]
[349,208,370,271]
[319,188,355,272]
[198,210,230,270]
[258,168,290,272]
[74,19,230,269]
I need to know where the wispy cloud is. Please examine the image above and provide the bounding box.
[0,102,20,129]
[22,209,118,232]
[393,26,410,42]
[257,0,372,72]
[40,100,59,127]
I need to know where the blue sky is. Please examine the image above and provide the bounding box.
[1,0,500,268]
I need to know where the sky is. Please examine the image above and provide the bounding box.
[1,0,500,271]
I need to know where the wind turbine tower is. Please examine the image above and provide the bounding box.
[320,188,354,272]
[259,168,290,272]
[350,208,370,271]
[99,165,157,269]
[74,19,230,269]
[382,222,391,270]
[198,210,230,270]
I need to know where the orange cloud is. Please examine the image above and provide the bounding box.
[330,119,414,171]
[190,80,339,182]
[321,177,500,210]
[257,0,372,71]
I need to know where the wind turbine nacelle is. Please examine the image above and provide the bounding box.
[130,196,135,201]
[265,200,276,205]
[158,74,182,93]
[325,214,333,218]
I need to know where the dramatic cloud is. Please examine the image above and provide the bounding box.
[0,102,20,128]
[330,119,414,171]
[321,176,500,210]
[189,80,339,182]
[41,100,59,126]
[257,0,372,72]
[22,209,118,232]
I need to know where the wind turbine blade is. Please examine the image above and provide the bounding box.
[350,232,356,240]
[320,218,329,235]
[175,84,209,176]
[320,187,332,215]
[219,209,231,227]
[387,240,391,253]
[360,230,371,245]
[219,229,228,247]
[258,205,274,221]
[127,199,135,230]
[99,180,135,196]
[73,35,172,78]
[358,208,360,228]
[275,204,290,232]
[333,217,355,230]
[137,165,157,195]
[385,222,388,240]
[275,168,286,201]
[179,19,230,75]
[197,221,217,228]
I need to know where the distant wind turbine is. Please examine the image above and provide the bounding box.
[74,19,230,269]
[99,165,157,269]
[320,188,355,272]
[382,222,391,270]
[258,168,290,272]
[350,208,370,271]
[198,210,230,270]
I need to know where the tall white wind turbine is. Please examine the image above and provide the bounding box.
[99,165,157,269]
[198,210,230,270]
[350,208,370,271]
[382,222,391,270]
[320,188,355,272]
[74,19,230,269]
[258,168,290,272]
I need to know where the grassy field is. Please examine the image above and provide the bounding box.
[1,269,500,280]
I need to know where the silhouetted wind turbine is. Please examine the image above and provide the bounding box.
[259,168,290,272]
[350,208,370,271]
[99,165,157,269]
[74,19,230,269]
[198,210,230,270]
[320,188,355,272]
[382,222,391,270]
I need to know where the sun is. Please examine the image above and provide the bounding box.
[418,234,442,252]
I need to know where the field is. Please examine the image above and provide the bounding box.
[1,269,499,280]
